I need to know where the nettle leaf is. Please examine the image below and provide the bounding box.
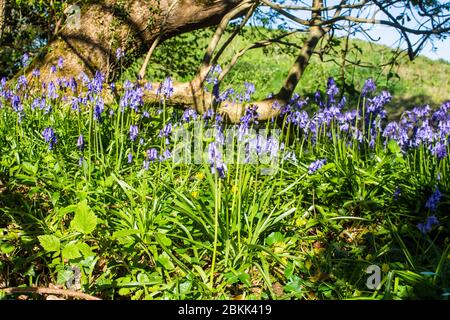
[38,235,60,252]
[62,242,82,260]
[71,200,97,234]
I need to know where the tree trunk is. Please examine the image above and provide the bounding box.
[27,0,244,81]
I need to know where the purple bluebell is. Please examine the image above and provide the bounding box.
[129,125,139,142]
[47,81,58,100]
[144,82,152,91]
[417,215,439,234]
[16,75,28,91]
[127,152,133,163]
[217,88,235,102]
[32,69,40,78]
[42,127,57,150]
[57,57,64,69]
[326,77,339,104]
[431,141,447,160]
[425,188,442,212]
[22,53,30,67]
[244,82,255,101]
[50,65,57,73]
[160,149,171,161]
[11,95,23,112]
[157,77,174,99]
[147,148,158,161]
[68,77,77,93]
[93,97,104,122]
[367,91,391,115]
[158,122,172,139]
[115,48,124,60]
[362,78,376,96]
[393,188,401,201]
[77,134,85,151]
[308,159,326,174]
[182,109,197,123]
[207,142,227,178]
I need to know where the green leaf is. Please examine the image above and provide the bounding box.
[265,231,284,246]
[76,242,94,257]
[38,235,60,252]
[387,139,401,155]
[21,162,38,175]
[71,200,97,234]
[0,242,15,254]
[238,273,251,286]
[62,242,82,260]
[57,269,74,285]
[157,252,175,270]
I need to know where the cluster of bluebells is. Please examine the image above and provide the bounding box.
[0,55,448,184]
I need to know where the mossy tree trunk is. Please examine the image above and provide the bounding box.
[27,0,245,81]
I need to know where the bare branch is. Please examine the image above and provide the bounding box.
[263,0,367,12]
[218,31,301,82]
[212,3,258,66]
[193,0,254,89]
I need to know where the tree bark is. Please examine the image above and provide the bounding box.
[27,0,245,81]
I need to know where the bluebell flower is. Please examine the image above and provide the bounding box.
[42,127,57,150]
[362,78,376,96]
[50,65,57,73]
[47,81,58,100]
[182,109,197,123]
[57,56,64,69]
[157,77,174,98]
[244,82,255,101]
[93,97,104,122]
[31,68,40,78]
[326,77,339,104]
[160,149,171,161]
[22,53,30,67]
[147,148,158,161]
[417,215,439,234]
[115,48,125,60]
[367,91,391,114]
[425,188,442,212]
[431,141,447,160]
[308,158,326,174]
[129,125,139,142]
[158,122,172,139]
[68,77,77,93]
[208,142,227,178]
[77,134,85,151]
[11,95,23,112]
[393,188,401,201]
[127,152,133,163]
